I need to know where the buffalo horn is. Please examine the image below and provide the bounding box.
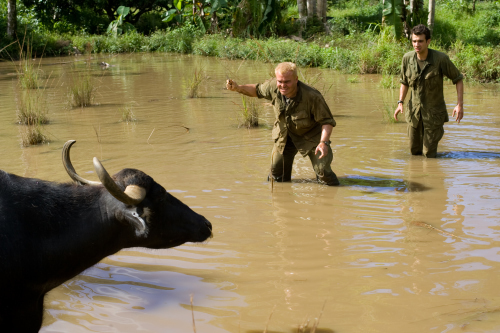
[62,140,101,186]
[93,157,146,206]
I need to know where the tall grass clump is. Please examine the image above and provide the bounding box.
[14,38,51,146]
[15,36,44,90]
[186,67,207,98]
[120,104,136,123]
[16,89,49,124]
[69,68,98,107]
[379,74,398,89]
[238,96,260,128]
[298,67,333,96]
[380,101,397,124]
[19,121,49,147]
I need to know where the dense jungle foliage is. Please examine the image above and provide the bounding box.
[1,0,499,81]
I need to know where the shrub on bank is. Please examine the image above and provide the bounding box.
[1,21,499,82]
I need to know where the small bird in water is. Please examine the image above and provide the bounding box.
[100,62,110,68]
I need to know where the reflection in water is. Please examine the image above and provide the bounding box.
[440,151,500,160]
[341,175,431,192]
[1,54,500,332]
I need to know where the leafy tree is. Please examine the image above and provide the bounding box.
[20,0,172,33]
[107,6,135,36]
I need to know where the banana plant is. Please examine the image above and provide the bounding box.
[382,0,405,39]
[107,6,135,37]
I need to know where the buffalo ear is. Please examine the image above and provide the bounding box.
[115,207,148,236]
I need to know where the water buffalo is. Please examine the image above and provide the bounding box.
[0,140,213,332]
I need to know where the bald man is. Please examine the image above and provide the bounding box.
[227,62,339,186]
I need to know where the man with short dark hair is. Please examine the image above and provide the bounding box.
[226,62,340,186]
[394,24,464,158]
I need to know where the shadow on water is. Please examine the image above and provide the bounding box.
[440,151,500,160]
[341,175,431,192]
[247,329,334,333]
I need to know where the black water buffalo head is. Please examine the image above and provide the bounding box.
[62,140,213,247]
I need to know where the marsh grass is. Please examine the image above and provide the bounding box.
[120,105,136,123]
[298,68,333,96]
[14,37,51,146]
[347,76,360,83]
[186,67,208,98]
[19,121,49,147]
[69,69,98,107]
[237,96,260,128]
[16,40,42,90]
[379,74,398,89]
[260,300,327,333]
[16,88,49,125]
[380,101,397,124]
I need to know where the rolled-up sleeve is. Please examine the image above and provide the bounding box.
[399,57,409,86]
[312,96,336,127]
[255,79,275,100]
[441,55,463,84]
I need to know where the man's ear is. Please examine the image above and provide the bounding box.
[115,207,148,236]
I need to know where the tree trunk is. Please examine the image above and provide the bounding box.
[427,0,435,33]
[297,0,307,19]
[316,0,327,23]
[7,0,17,39]
[306,0,316,18]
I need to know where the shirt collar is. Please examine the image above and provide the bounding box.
[413,48,435,65]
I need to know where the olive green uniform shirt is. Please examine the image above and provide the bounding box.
[400,49,463,129]
[256,79,336,156]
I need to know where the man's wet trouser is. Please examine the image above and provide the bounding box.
[408,117,444,158]
[270,137,340,186]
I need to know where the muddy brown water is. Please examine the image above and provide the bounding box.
[1,53,500,332]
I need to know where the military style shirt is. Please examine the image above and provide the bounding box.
[256,79,336,156]
[400,49,463,129]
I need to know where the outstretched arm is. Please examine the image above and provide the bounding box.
[226,79,258,97]
[394,84,409,121]
[452,80,464,123]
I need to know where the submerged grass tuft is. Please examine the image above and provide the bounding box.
[379,74,398,89]
[19,121,49,147]
[238,96,260,128]
[120,105,136,123]
[186,67,208,98]
[298,67,333,96]
[15,37,50,146]
[380,101,397,124]
[16,41,42,90]
[69,67,98,107]
[16,89,49,125]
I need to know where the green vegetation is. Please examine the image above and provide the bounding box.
[237,96,260,128]
[380,101,398,124]
[68,67,98,107]
[120,105,136,123]
[186,67,208,98]
[1,0,499,82]
[19,122,49,147]
[16,88,49,125]
[347,76,360,83]
[14,38,50,146]
[379,74,398,89]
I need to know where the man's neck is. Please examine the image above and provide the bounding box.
[416,49,429,61]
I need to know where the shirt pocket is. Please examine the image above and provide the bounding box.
[425,68,440,90]
[290,110,314,130]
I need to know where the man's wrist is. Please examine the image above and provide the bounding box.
[397,100,404,104]
[320,140,331,146]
